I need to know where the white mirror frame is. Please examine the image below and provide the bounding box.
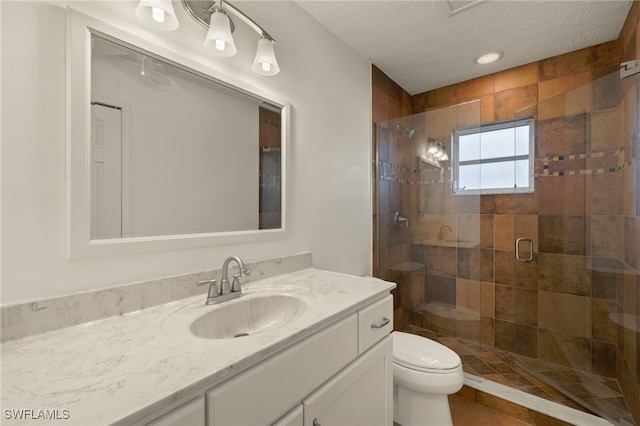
[67,8,289,259]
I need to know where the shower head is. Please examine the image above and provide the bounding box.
[396,124,416,139]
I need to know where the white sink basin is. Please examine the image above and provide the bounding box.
[190,294,307,340]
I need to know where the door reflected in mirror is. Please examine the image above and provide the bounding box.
[90,33,282,240]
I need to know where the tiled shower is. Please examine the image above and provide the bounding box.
[372,9,640,425]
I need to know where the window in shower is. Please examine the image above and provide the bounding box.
[451,117,534,195]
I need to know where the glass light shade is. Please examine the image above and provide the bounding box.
[203,11,237,57]
[135,0,179,31]
[252,38,280,76]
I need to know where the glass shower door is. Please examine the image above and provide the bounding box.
[513,70,636,425]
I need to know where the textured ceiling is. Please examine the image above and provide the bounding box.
[295,0,633,95]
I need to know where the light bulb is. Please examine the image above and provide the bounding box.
[215,39,226,52]
[151,7,165,23]
[261,63,271,72]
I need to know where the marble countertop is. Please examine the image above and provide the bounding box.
[1,268,395,425]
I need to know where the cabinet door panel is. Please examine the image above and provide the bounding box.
[207,314,358,426]
[303,335,392,426]
[272,405,303,426]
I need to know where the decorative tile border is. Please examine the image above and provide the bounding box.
[0,252,312,342]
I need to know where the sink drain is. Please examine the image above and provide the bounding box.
[234,333,250,338]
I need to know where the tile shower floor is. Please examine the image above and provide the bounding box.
[404,325,635,425]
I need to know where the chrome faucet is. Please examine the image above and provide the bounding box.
[196,255,250,305]
[437,225,452,241]
[220,255,251,295]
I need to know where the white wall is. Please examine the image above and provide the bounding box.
[0,1,372,304]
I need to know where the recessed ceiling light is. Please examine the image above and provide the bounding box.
[474,51,503,65]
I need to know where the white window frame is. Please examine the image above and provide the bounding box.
[451,117,535,195]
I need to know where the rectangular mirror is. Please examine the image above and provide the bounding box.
[67,9,289,258]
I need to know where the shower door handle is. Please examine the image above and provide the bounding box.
[515,238,534,262]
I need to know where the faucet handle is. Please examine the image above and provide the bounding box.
[231,273,243,293]
[196,279,213,287]
[197,279,219,298]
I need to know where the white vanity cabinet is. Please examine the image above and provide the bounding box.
[205,295,393,426]
[146,398,205,426]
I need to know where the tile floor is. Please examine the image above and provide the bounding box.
[404,325,636,425]
[449,395,533,426]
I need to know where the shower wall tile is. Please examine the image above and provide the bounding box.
[591,299,618,344]
[480,281,495,318]
[514,324,538,358]
[538,253,591,296]
[538,216,587,255]
[515,288,538,327]
[538,113,591,158]
[494,215,515,250]
[456,278,481,314]
[538,70,592,104]
[494,319,515,352]
[494,250,515,285]
[423,245,457,277]
[538,46,593,81]
[591,257,621,301]
[494,63,539,93]
[456,74,495,103]
[494,84,538,121]
[590,171,621,215]
[538,329,591,371]
[480,215,495,249]
[593,40,619,68]
[592,67,619,111]
[538,291,591,339]
[425,274,457,307]
[495,285,515,321]
[591,215,619,258]
[537,175,586,216]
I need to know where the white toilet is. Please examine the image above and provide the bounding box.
[393,331,464,426]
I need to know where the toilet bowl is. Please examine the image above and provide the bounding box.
[393,331,464,426]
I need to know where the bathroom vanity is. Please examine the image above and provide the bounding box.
[0,268,395,425]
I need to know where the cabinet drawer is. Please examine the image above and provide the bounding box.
[358,295,393,354]
[207,314,358,426]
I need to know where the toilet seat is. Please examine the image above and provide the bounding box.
[393,332,461,374]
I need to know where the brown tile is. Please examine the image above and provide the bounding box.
[495,320,515,353]
[539,47,593,81]
[538,328,591,370]
[591,299,618,344]
[538,216,587,256]
[495,215,515,250]
[495,285,515,321]
[590,171,621,215]
[537,176,587,217]
[591,340,617,378]
[457,74,495,102]
[480,282,495,318]
[423,245,457,277]
[449,395,534,426]
[538,291,591,338]
[475,391,536,424]
[480,214,495,249]
[592,40,620,68]
[592,68,618,111]
[538,253,590,296]
[591,215,618,258]
[513,323,538,358]
[495,84,538,121]
[495,63,539,93]
[539,70,592,103]
[539,113,591,157]
[514,288,537,327]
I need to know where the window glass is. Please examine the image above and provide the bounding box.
[453,118,534,194]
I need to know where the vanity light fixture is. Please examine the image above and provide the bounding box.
[135,0,280,76]
[427,138,449,161]
[135,0,179,31]
[474,50,503,65]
